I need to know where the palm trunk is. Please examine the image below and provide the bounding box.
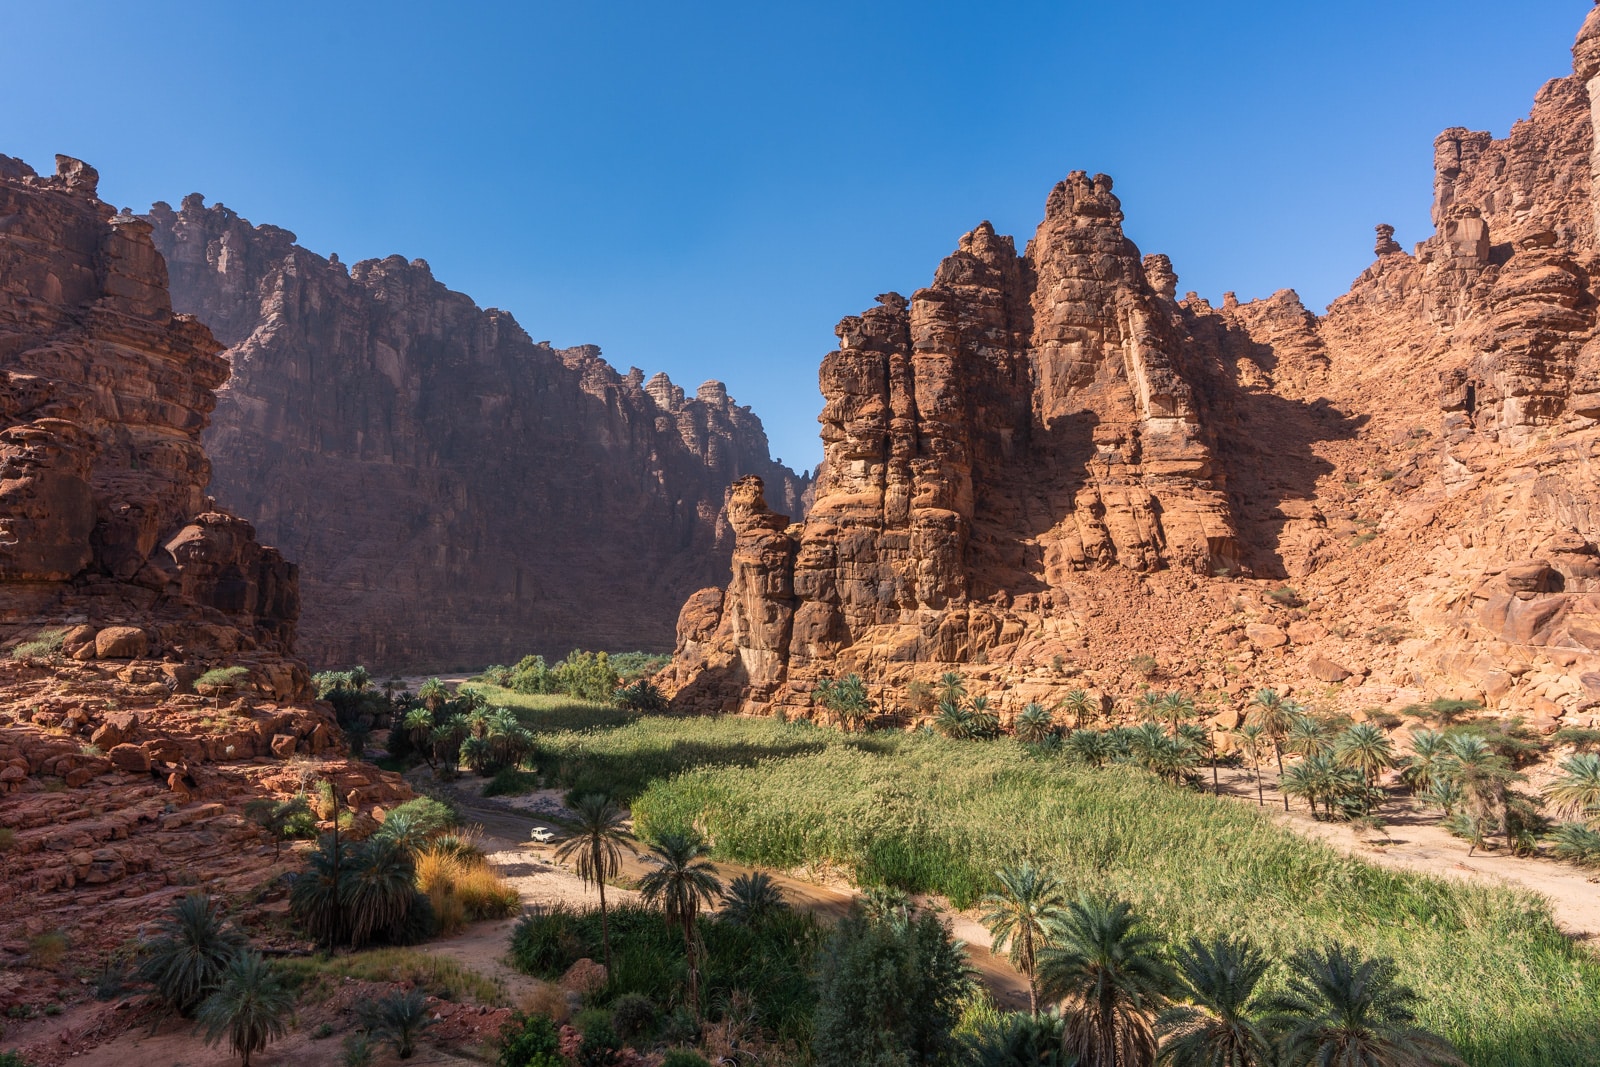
[1254,758,1264,806]
[599,878,612,973]
[1273,739,1284,775]
[1023,926,1037,1017]
[684,917,700,1021]
[1210,737,1219,796]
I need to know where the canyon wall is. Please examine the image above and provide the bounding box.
[0,154,406,949]
[146,202,807,670]
[665,5,1600,732]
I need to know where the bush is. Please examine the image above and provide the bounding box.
[10,627,68,660]
[497,1011,563,1067]
[609,992,658,1041]
[415,845,519,929]
[484,768,540,797]
[575,1019,622,1067]
[383,797,460,836]
[812,912,970,1067]
[615,680,668,713]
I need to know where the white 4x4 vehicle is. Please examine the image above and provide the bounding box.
[528,826,556,844]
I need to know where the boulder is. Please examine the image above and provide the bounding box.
[95,627,149,659]
[1245,624,1289,649]
[1308,656,1354,682]
[107,744,151,773]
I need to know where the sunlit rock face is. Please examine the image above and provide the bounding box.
[664,7,1600,729]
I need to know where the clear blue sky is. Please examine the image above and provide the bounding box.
[2,2,1589,471]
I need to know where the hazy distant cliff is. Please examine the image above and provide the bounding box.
[147,196,807,670]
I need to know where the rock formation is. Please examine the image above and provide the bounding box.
[0,154,406,953]
[664,4,1600,735]
[144,201,808,670]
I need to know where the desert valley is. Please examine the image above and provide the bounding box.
[6,6,1600,1067]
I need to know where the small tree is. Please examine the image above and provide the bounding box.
[637,830,724,1019]
[814,673,873,732]
[243,795,313,859]
[195,951,295,1066]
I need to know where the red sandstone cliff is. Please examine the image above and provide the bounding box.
[144,199,808,670]
[0,154,406,951]
[663,5,1600,732]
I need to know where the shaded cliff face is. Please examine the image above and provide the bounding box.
[145,199,808,670]
[0,154,409,954]
[665,5,1600,731]
[0,154,301,687]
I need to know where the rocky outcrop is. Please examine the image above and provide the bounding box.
[664,4,1600,733]
[0,154,407,955]
[145,199,807,670]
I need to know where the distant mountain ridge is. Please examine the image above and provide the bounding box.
[147,195,808,670]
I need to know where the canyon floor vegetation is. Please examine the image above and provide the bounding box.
[469,692,1599,1067]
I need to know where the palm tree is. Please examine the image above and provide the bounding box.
[970,695,1002,738]
[137,893,248,1016]
[1235,725,1267,806]
[416,678,449,714]
[1016,703,1058,745]
[289,833,354,948]
[402,706,436,768]
[1285,716,1333,761]
[341,835,417,947]
[637,830,725,1019]
[1159,692,1196,736]
[1069,729,1113,769]
[816,673,873,732]
[720,871,790,928]
[1038,895,1172,1067]
[1137,690,1167,724]
[1444,733,1521,850]
[981,863,1070,1016]
[1061,689,1096,731]
[964,1009,1067,1067]
[554,794,630,970]
[1156,935,1274,1067]
[1245,690,1294,776]
[935,699,976,740]
[938,671,968,705]
[195,951,295,1066]
[1268,944,1463,1066]
[1399,729,1449,794]
[1336,723,1396,791]
[1546,752,1600,823]
[360,988,435,1059]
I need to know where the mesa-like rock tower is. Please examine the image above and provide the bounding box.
[0,154,405,948]
[144,202,808,670]
[666,5,1600,730]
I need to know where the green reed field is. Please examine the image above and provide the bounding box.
[482,705,1599,1065]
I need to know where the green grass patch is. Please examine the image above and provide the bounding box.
[276,947,505,1005]
[530,714,836,803]
[464,685,639,734]
[621,727,1600,1067]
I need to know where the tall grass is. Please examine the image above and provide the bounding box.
[627,730,1600,1067]
[276,948,504,1004]
[414,845,519,934]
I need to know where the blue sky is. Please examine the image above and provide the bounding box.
[2,2,1589,471]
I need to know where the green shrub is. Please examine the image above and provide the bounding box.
[575,1019,622,1067]
[383,796,460,835]
[0,1051,37,1067]
[609,992,658,1041]
[359,988,435,1059]
[483,768,540,798]
[614,680,668,713]
[497,1011,563,1067]
[10,627,68,660]
[812,912,969,1067]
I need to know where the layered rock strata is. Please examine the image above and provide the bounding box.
[146,200,807,670]
[665,4,1600,733]
[0,155,406,954]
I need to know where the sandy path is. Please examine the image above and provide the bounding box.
[443,782,1031,1009]
[1210,765,1600,943]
